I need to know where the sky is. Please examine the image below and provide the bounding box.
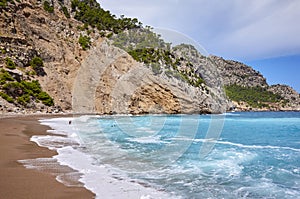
[99,0,300,92]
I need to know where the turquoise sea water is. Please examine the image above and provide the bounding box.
[35,112,300,198]
[72,112,300,198]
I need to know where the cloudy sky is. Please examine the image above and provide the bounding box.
[100,0,300,92]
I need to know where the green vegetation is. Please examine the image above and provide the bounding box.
[43,1,54,13]
[78,34,91,50]
[71,0,141,34]
[61,5,70,18]
[1,48,6,54]
[128,47,205,87]
[37,91,54,106]
[69,0,204,87]
[0,69,14,84]
[30,56,44,70]
[1,62,53,106]
[0,92,14,103]
[0,0,7,7]
[112,28,168,51]
[17,94,30,106]
[0,0,13,8]
[194,78,205,87]
[128,48,174,65]
[26,70,37,76]
[1,80,54,106]
[3,81,40,97]
[104,6,205,88]
[5,57,16,69]
[225,84,284,108]
[30,56,45,76]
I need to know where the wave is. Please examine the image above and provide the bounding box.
[126,136,169,144]
[216,141,300,152]
[30,135,80,150]
[170,137,300,152]
[28,116,174,198]
[222,112,240,116]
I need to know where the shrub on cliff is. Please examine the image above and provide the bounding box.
[128,48,173,66]
[0,92,14,103]
[17,94,30,106]
[0,69,14,84]
[112,28,168,51]
[43,1,54,13]
[0,0,13,8]
[30,56,46,76]
[193,77,205,87]
[2,82,23,98]
[71,0,141,34]
[0,0,7,7]
[30,56,43,69]
[21,80,42,96]
[37,91,54,106]
[5,57,16,69]
[78,34,91,50]
[61,5,70,18]
[128,47,205,87]
[2,80,54,106]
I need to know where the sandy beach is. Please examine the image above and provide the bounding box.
[0,115,95,199]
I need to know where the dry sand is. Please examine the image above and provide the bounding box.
[0,115,95,199]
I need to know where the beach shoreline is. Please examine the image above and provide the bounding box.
[0,115,95,199]
[0,114,172,199]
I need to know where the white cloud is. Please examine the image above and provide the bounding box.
[210,0,300,60]
[99,0,300,60]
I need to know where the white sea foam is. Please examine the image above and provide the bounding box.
[55,146,171,199]
[30,135,79,150]
[222,112,240,116]
[170,137,300,152]
[126,136,168,144]
[216,141,300,152]
[233,177,300,199]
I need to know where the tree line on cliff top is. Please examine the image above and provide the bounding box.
[71,0,142,34]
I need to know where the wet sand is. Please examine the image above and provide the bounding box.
[0,115,95,199]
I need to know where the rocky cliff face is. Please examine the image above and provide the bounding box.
[210,56,267,88]
[0,0,299,114]
[0,0,229,114]
[0,0,104,114]
[268,84,300,111]
[73,39,228,114]
[211,56,300,111]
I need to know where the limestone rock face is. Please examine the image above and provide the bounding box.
[1,0,82,113]
[129,83,181,114]
[210,56,267,87]
[73,40,227,114]
[268,85,300,111]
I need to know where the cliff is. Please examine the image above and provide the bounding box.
[0,0,299,114]
[211,56,300,111]
[211,56,268,88]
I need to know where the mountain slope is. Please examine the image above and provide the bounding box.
[211,56,300,111]
[0,0,299,114]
